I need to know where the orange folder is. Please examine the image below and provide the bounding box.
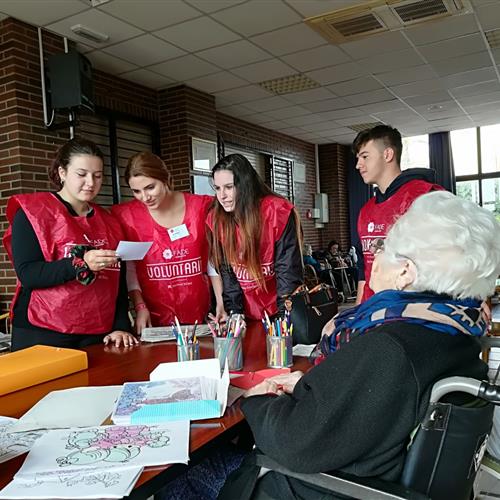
[0,345,88,396]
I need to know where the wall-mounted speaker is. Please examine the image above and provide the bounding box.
[47,51,94,112]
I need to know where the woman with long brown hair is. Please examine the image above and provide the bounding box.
[207,154,303,320]
[112,152,225,333]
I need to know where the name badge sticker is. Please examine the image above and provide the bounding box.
[168,223,190,241]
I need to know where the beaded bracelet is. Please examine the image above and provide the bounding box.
[135,302,148,312]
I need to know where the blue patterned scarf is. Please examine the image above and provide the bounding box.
[320,290,485,356]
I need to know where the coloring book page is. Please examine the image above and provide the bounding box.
[112,377,217,424]
[0,465,142,499]
[0,418,45,465]
[16,422,190,476]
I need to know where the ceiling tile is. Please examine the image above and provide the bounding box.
[238,112,276,124]
[250,23,325,56]
[476,2,500,31]
[45,9,144,49]
[103,34,186,66]
[285,114,325,126]
[414,101,465,120]
[390,79,446,98]
[284,0,360,17]
[231,59,296,83]
[404,90,453,107]
[334,115,379,126]
[450,81,500,98]
[456,90,500,107]
[277,126,309,135]
[281,44,351,72]
[86,50,138,74]
[431,51,493,77]
[263,120,291,130]
[213,85,272,104]
[212,0,301,37]
[359,49,425,74]
[317,108,365,121]
[186,71,247,93]
[243,96,292,112]
[284,87,335,104]
[358,100,406,114]
[216,103,255,117]
[306,62,365,85]
[197,40,269,69]
[344,88,394,105]
[327,77,383,97]
[440,67,497,88]
[119,68,176,89]
[148,55,218,80]
[265,105,310,120]
[418,34,487,62]
[0,0,87,26]
[342,31,411,60]
[405,13,479,46]
[302,97,352,112]
[184,0,247,13]
[99,0,200,31]
[154,16,240,52]
[377,65,437,86]
[301,121,342,132]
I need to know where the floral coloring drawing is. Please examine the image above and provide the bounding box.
[56,425,170,467]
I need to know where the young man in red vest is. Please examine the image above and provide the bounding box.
[354,125,442,304]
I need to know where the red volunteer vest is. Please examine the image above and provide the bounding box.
[208,196,294,320]
[3,193,122,334]
[357,179,441,302]
[112,194,212,326]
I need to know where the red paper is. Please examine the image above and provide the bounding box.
[230,368,291,390]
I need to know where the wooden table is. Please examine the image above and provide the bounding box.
[0,322,311,498]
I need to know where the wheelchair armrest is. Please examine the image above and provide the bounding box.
[430,376,500,404]
[255,454,429,500]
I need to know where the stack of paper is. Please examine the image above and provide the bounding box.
[111,377,218,425]
[0,422,190,499]
[142,324,212,342]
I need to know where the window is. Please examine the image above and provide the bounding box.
[451,125,500,221]
[401,135,429,170]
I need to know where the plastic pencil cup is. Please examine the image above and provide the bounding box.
[266,335,293,368]
[177,342,200,362]
[214,336,244,371]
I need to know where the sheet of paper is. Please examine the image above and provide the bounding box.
[16,422,190,476]
[0,419,46,465]
[0,465,142,499]
[115,241,153,261]
[292,344,316,357]
[11,386,122,433]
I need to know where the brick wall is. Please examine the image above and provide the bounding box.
[318,143,351,251]
[0,18,158,312]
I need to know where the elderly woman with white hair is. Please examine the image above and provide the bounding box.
[158,191,500,500]
[215,191,500,500]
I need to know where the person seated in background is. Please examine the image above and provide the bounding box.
[303,244,322,273]
[325,240,358,294]
[214,191,500,499]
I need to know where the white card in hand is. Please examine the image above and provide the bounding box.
[116,241,153,261]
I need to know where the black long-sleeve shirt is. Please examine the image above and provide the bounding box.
[220,213,303,316]
[11,196,130,334]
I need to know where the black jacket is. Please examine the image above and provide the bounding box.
[226,322,487,499]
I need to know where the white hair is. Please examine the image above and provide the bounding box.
[383,191,500,300]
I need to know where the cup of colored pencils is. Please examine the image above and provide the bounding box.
[210,314,245,371]
[173,317,200,362]
[262,311,293,368]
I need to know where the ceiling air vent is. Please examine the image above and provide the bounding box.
[258,74,320,95]
[305,0,471,44]
[485,29,500,49]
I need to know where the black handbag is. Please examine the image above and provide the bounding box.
[285,284,338,345]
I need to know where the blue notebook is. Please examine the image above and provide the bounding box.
[130,400,220,423]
